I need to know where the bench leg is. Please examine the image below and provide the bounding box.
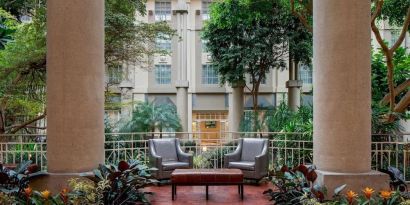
[172,184,174,200]
[238,185,240,194]
[241,184,244,200]
[206,185,209,200]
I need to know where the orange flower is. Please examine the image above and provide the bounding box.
[41,190,51,199]
[60,188,69,196]
[60,188,69,203]
[24,187,32,198]
[379,190,392,200]
[362,187,374,200]
[346,190,358,204]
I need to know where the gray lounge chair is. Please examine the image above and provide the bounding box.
[148,138,193,180]
[224,138,269,180]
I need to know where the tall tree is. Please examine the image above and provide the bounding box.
[0,5,46,134]
[0,0,175,134]
[104,0,175,113]
[371,0,410,114]
[202,0,289,113]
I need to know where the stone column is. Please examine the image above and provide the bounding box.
[175,0,189,133]
[313,0,388,195]
[41,0,104,191]
[120,83,134,119]
[229,86,244,136]
[287,59,302,111]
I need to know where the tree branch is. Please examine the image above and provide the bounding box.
[380,79,410,105]
[290,0,313,33]
[8,111,47,134]
[394,90,410,113]
[371,1,390,55]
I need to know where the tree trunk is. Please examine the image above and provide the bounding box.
[0,110,5,134]
[385,52,396,112]
[252,80,261,132]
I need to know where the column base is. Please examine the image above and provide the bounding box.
[314,170,389,198]
[30,172,94,193]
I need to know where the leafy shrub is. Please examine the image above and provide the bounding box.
[0,160,157,205]
[0,161,46,195]
[265,165,409,205]
[264,164,323,205]
[88,160,158,204]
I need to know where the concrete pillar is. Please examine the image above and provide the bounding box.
[229,86,244,136]
[313,0,388,195]
[175,0,189,132]
[40,0,104,191]
[120,85,133,119]
[287,59,302,111]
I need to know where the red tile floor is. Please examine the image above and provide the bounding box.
[145,181,275,205]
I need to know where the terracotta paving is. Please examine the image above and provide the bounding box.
[145,181,275,205]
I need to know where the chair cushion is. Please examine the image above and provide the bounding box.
[241,138,265,161]
[153,139,178,162]
[228,161,255,171]
[162,161,190,171]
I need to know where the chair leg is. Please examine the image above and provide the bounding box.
[238,185,241,194]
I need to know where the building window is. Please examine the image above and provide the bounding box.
[299,64,312,85]
[202,64,219,84]
[202,39,208,53]
[155,64,171,84]
[391,30,400,46]
[108,65,122,84]
[155,0,171,21]
[156,34,171,52]
[202,0,212,20]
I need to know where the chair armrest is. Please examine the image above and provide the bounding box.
[148,140,163,170]
[254,140,269,176]
[176,139,193,167]
[224,142,242,168]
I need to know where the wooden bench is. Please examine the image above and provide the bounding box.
[170,168,244,200]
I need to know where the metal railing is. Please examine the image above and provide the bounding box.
[0,132,409,182]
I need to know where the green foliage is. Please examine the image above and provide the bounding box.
[270,104,311,134]
[202,0,290,114]
[89,160,157,204]
[0,161,46,199]
[244,103,313,136]
[372,47,409,103]
[0,0,42,20]
[0,0,175,133]
[0,9,17,49]
[105,0,175,67]
[281,1,312,65]
[193,146,233,168]
[371,47,409,132]
[203,0,289,85]
[378,0,410,28]
[0,161,157,204]
[264,164,323,205]
[119,102,182,133]
[372,104,404,134]
[0,6,46,134]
